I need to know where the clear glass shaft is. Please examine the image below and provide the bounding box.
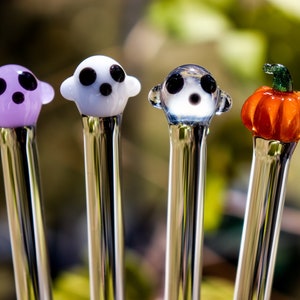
[164,124,208,300]
[234,137,297,300]
[82,115,124,300]
[0,126,52,300]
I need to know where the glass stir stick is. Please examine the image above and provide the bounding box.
[82,115,123,300]
[0,65,54,300]
[234,63,300,300]
[148,64,232,300]
[60,55,141,300]
[166,123,207,300]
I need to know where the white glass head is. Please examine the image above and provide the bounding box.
[148,64,232,125]
[60,55,141,117]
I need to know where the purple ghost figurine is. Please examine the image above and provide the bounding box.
[0,65,54,128]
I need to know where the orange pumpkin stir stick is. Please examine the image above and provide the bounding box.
[242,63,300,142]
[234,63,299,300]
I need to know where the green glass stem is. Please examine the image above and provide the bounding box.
[82,115,124,300]
[234,137,296,300]
[0,127,52,300]
[164,124,208,300]
[263,63,293,92]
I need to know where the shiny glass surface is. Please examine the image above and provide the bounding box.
[148,64,232,300]
[148,64,232,125]
[82,115,124,300]
[0,65,54,128]
[164,124,208,300]
[234,137,297,300]
[60,55,141,117]
[0,126,52,300]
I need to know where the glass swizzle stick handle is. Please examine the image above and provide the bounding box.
[166,124,207,300]
[234,63,300,300]
[82,115,123,300]
[0,65,54,300]
[0,127,53,300]
[234,138,296,300]
[60,55,141,300]
[148,64,232,300]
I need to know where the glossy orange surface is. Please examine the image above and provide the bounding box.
[241,86,300,142]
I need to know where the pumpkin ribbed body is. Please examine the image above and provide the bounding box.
[241,86,300,142]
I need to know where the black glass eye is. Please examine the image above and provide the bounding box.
[79,67,97,86]
[12,92,24,104]
[18,71,38,91]
[100,83,112,96]
[166,73,184,94]
[200,74,217,94]
[110,64,125,82]
[0,78,6,95]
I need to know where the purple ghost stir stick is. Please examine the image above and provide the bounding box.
[0,64,54,300]
[148,65,232,300]
[60,55,141,300]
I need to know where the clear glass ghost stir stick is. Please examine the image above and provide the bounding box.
[234,63,300,300]
[0,65,54,300]
[60,55,141,300]
[148,65,232,300]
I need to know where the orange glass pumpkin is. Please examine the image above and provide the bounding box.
[241,64,300,143]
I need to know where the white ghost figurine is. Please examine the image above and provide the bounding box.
[60,55,141,117]
[148,64,232,125]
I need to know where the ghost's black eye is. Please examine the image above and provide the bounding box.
[200,74,216,94]
[100,83,112,96]
[18,71,37,91]
[12,92,24,104]
[166,73,184,94]
[110,64,125,82]
[0,78,6,95]
[79,67,97,86]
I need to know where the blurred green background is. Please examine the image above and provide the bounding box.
[1,0,300,299]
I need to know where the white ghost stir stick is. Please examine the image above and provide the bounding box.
[60,55,141,300]
[148,65,232,300]
[234,63,300,300]
[0,65,54,300]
